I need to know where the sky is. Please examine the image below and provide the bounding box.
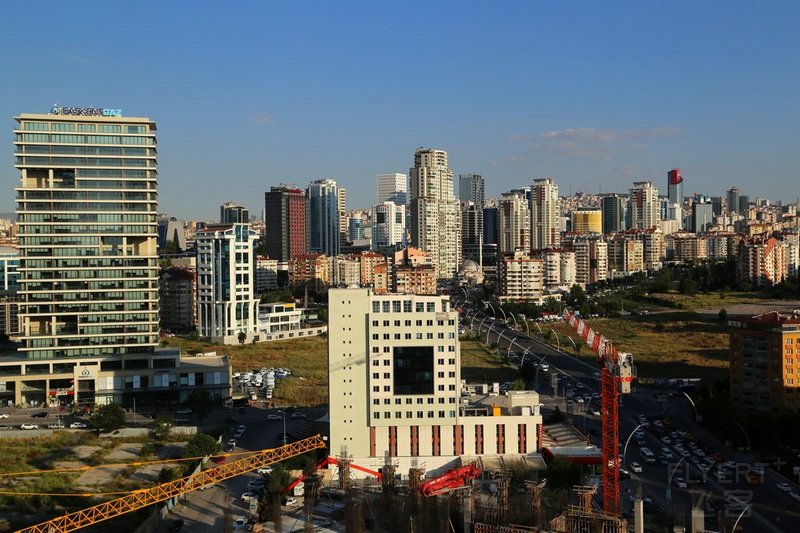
[1,1,798,220]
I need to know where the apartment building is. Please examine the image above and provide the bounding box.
[730,311,800,413]
[736,237,787,288]
[497,251,545,303]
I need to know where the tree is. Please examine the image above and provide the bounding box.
[90,403,126,432]
[182,433,220,459]
[186,390,214,424]
[568,284,588,308]
[238,331,247,344]
[510,379,527,391]
[151,413,173,441]
[718,308,728,322]
[158,466,180,483]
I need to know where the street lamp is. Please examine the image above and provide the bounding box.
[666,455,686,504]
[508,312,518,331]
[485,322,495,346]
[550,329,561,350]
[621,423,645,468]
[277,409,287,446]
[518,313,530,336]
[497,307,507,322]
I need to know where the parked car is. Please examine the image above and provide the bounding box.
[241,491,258,503]
[31,412,49,418]
[70,422,89,429]
[284,497,298,506]
[0,413,9,419]
[20,423,38,430]
[47,422,65,429]
[257,466,273,475]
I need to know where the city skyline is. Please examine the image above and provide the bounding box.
[1,1,798,220]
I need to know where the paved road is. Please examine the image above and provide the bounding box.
[464,307,800,532]
[159,404,326,531]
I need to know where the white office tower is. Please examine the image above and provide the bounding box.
[372,201,406,250]
[328,288,543,475]
[377,173,408,206]
[629,181,660,230]
[530,178,560,251]
[499,190,530,254]
[196,223,259,344]
[308,178,341,257]
[409,148,462,279]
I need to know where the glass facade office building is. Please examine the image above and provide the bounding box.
[14,112,160,359]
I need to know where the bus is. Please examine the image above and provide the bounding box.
[640,447,656,464]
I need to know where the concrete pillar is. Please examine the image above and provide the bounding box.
[691,508,705,533]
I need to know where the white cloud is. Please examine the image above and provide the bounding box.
[249,112,277,125]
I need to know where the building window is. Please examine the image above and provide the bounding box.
[372,320,378,326]
[416,302,424,312]
[417,411,423,417]
[385,412,391,419]
[439,411,445,417]
[384,373,390,379]
[405,320,411,326]
[372,373,379,379]
[407,411,413,418]
[427,302,435,312]
[404,301,412,312]
[394,320,401,327]
[372,302,380,313]
[384,399,391,405]
[372,334,379,340]
[382,301,390,312]
[393,301,401,313]
[428,412,434,418]
[384,360,391,366]
[373,386,379,392]
[395,398,402,404]
[374,413,380,419]
[438,385,445,391]
[373,399,380,405]
[383,320,390,327]
[383,386,390,391]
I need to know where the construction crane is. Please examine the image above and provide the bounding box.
[281,456,382,496]
[16,435,326,533]
[418,464,481,497]
[562,311,635,517]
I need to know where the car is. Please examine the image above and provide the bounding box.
[234,516,248,530]
[248,479,266,490]
[20,423,38,430]
[70,422,89,429]
[777,482,793,492]
[285,496,297,507]
[234,429,245,439]
[223,443,235,452]
[31,412,49,418]
[47,422,65,429]
[226,438,237,447]
[176,408,192,415]
[168,518,184,532]
[674,477,687,488]
[0,413,9,419]
[267,414,281,421]
[241,491,258,503]
[590,408,601,416]
[291,412,306,419]
[630,462,643,473]
[257,466,273,475]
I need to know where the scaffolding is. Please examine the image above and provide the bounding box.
[550,504,628,533]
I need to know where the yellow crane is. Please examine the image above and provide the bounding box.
[16,435,326,533]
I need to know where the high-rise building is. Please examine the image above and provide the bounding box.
[571,208,602,234]
[692,202,714,233]
[157,215,187,252]
[264,186,307,261]
[499,190,530,254]
[14,112,160,360]
[739,195,751,215]
[158,267,196,333]
[338,187,348,245]
[530,178,560,251]
[628,181,660,230]
[730,311,800,413]
[459,173,485,207]
[0,246,20,292]
[196,223,259,344]
[711,196,723,216]
[328,288,543,473]
[8,110,230,408]
[727,187,740,214]
[377,173,408,206]
[220,202,250,224]
[409,148,461,279]
[348,215,365,242]
[460,203,483,262]
[308,179,341,257]
[667,168,683,206]
[601,195,625,234]
[372,201,406,250]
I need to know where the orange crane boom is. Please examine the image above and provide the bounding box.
[16,435,326,533]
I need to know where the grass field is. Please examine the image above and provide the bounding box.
[643,291,769,311]
[459,338,519,384]
[163,336,329,407]
[546,310,729,383]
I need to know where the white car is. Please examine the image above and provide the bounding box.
[291,412,306,419]
[777,482,793,492]
[20,423,38,430]
[257,466,273,475]
[630,462,643,473]
[241,491,257,502]
[674,477,687,488]
[47,423,65,429]
[69,422,89,429]
[0,413,9,419]
[285,497,297,506]
[267,414,281,421]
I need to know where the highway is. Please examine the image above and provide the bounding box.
[463,306,800,532]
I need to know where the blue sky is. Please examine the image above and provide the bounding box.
[1,1,798,219]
